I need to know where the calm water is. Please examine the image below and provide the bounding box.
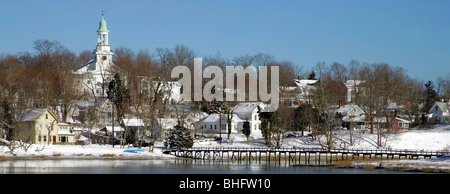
[0,159,419,174]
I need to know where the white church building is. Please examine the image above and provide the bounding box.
[73,14,115,97]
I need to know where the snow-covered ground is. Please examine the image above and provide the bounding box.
[1,125,449,172]
[0,141,175,160]
[194,125,450,151]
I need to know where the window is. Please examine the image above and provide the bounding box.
[59,136,68,143]
[43,136,47,142]
[38,135,41,142]
[46,114,48,119]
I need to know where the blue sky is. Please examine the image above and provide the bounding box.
[1,0,449,82]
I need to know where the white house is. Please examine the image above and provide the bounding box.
[195,113,245,136]
[427,102,450,124]
[293,78,318,103]
[330,104,365,117]
[73,14,115,97]
[195,102,265,138]
[231,102,265,136]
[344,80,365,103]
[137,76,182,104]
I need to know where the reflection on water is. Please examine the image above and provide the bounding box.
[0,159,416,174]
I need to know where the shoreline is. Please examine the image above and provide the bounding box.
[1,153,448,173]
[0,154,176,161]
[331,159,450,173]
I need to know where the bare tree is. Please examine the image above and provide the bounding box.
[330,62,348,82]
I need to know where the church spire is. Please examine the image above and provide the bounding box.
[97,12,109,46]
[98,11,108,32]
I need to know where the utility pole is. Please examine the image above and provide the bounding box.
[112,104,115,148]
[219,106,222,145]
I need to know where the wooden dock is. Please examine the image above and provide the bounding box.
[164,147,449,165]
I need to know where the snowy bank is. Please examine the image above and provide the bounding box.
[1,125,449,173]
[0,142,176,160]
[347,156,450,173]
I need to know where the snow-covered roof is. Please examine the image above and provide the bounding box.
[293,79,318,88]
[74,59,95,73]
[103,126,125,132]
[198,113,246,123]
[395,117,412,123]
[58,129,75,135]
[344,80,365,88]
[342,115,411,124]
[157,118,189,129]
[330,104,364,116]
[74,99,111,111]
[433,102,449,113]
[387,102,405,110]
[342,115,366,123]
[121,118,145,127]
[231,102,263,113]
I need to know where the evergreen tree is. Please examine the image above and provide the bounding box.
[423,80,439,112]
[258,106,274,147]
[1,100,15,141]
[307,70,316,80]
[242,120,251,144]
[106,73,130,122]
[164,124,193,148]
[293,104,319,137]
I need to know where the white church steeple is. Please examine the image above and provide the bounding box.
[97,13,109,46]
[73,12,115,98]
[93,12,113,72]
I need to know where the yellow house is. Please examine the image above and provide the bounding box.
[19,108,60,145]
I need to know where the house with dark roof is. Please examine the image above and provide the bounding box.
[17,108,61,145]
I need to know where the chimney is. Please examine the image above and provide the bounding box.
[298,75,301,80]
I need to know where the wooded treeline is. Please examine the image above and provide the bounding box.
[1,39,449,149]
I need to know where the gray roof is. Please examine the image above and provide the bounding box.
[21,108,48,121]
[435,102,449,112]
[231,102,262,113]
